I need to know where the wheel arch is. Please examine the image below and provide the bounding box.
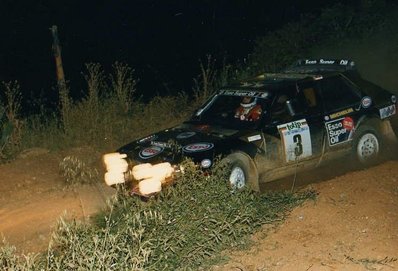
[224,151,260,192]
[352,117,383,166]
[356,115,395,142]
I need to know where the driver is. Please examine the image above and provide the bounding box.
[234,96,262,121]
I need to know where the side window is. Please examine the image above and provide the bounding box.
[318,75,361,112]
[270,86,297,123]
[303,87,317,107]
[297,81,323,115]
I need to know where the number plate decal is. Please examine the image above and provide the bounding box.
[277,119,312,162]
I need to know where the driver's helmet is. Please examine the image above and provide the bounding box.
[240,97,257,109]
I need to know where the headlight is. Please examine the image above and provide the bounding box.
[200,159,212,169]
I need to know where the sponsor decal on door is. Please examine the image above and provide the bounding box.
[325,116,355,146]
[277,119,312,162]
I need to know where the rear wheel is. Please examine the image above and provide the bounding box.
[353,124,382,166]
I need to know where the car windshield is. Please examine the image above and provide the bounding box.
[187,93,272,130]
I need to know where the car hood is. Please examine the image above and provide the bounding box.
[117,122,241,164]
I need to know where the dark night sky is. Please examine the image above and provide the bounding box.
[0,0,352,107]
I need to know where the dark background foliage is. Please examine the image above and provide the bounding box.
[2,0,392,110]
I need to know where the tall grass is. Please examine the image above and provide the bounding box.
[17,62,192,153]
[0,81,23,159]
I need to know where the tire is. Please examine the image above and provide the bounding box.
[353,124,382,166]
[221,153,259,191]
[391,115,398,139]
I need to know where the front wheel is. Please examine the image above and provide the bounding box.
[353,125,382,166]
[221,153,259,191]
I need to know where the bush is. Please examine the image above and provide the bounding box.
[0,159,315,271]
[19,63,191,154]
[0,81,23,160]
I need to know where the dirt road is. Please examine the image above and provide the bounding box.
[214,160,398,271]
[0,149,115,253]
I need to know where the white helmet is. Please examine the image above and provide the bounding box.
[240,97,257,108]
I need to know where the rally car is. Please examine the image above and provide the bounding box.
[103,58,397,195]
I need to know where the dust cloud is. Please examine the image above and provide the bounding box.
[310,7,398,95]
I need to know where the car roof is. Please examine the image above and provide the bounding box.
[224,58,355,90]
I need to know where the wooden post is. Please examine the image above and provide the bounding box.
[50,25,66,88]
[50,25,70,131]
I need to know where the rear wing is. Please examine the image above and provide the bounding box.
[284,58,356,74]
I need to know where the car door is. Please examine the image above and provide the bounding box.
[257,83,325,181]
[296,81,326,159]
[317,75,362,153]
[270,83,324,166]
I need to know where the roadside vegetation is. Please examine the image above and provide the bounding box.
[0,1,397,270]
[1,160,315,270]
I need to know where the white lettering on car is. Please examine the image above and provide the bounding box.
[305,60,317,64]
[320,59,335,64]
[325,117,355,146]
[277,119,312,162]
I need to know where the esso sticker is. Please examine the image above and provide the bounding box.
[139,146,164,159]
[343,116,354,131]
[182,143,214,153]
[176,132,196,139]
[361,96,372,108]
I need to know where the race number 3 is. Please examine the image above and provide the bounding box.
[293,134,303,157]
[277,119,312,162]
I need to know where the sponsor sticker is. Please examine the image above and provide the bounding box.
[342,116,354,131]
[325,117,355,146]
[247,134,262,142]
[277,119,312,162]
[329,108,354,119]
[182,142,214,153]
[379,104,396,119]
[219,89,269,98]
[303,59,351,66]
[361,96,372,108]
[139,146,164,159]
[176,131,196,139]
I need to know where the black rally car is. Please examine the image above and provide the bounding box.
[111,58,397,192]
